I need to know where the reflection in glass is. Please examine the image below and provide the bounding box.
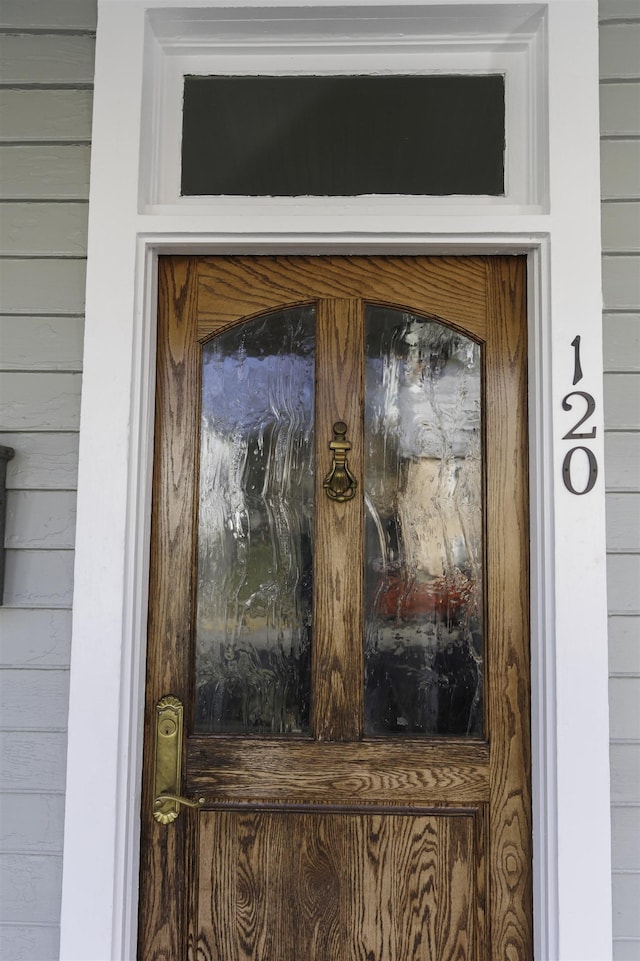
[364,307,483,737]
[194,308,315,735]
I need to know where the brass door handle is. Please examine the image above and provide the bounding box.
[154,793,205,812]
[152,695,200,824]
[323,421,357,502]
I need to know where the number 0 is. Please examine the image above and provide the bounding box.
[562,446,598,495]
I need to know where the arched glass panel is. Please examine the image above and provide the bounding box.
[364,306,483,737]
[194,307,315,735]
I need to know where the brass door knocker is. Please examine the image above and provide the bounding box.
[323,421,357,502]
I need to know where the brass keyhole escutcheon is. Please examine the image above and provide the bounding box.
[152,695,206,823]
[153,696,184,824]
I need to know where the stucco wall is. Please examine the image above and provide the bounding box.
[0,1,638,958]
[0,2,95,957]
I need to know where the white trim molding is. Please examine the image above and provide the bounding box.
[143,4,548,212]
[60,3,611,960]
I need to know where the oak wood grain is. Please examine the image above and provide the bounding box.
[485,256,532,960]
[196,256,487,341]
[139,255,532,961]
[195,809,479,961]
[312,298,364,739]
[187,738,490,803]
[139,257,200,960]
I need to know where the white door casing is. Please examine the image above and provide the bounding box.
[60,2,611,959]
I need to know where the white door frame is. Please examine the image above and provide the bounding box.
[60,3,611,959]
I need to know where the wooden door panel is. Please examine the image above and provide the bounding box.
[196,809,481,961]
[187,739,490,802]
[195,256,487,339]
[140,256,532,960]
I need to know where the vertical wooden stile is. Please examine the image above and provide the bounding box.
[485,256,532,958]
[139,256,200,958]
[312,298,364,741]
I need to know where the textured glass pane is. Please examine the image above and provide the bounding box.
[195,307,315,735]
[364,306,483,737]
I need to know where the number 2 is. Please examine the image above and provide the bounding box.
[562,390,597,440]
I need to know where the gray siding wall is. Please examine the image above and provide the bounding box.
[0,2,95,959]
[0,3,638,959]
[600,2,640,959]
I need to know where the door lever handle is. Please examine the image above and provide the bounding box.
[154,793,205,812]
[152,695,200,824]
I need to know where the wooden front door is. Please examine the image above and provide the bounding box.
[138,256,532,960]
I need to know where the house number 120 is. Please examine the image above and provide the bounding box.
[561,335,598,495]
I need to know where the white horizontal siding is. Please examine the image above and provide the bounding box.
[612,808,640,872]
[603,372,640,429]
[607,555,640,613]
[0,670,70,732]
[599,0,640,19]
[0,11,93,956]
[600,16,640,961]
[601,3,640,951]
[0,316,84,371]
[0,373,82,432]
[4,492,77,549]
[0,794,65,855]
[609,616,640,674]
[3,551,75,608]
[603,315,640,369]
[0,924,60,961]
[0,855,62,925]
[601,207,640,253]
[0,260,87,314]
[606,494,640,551]
[609,677,640,740]
[0,610,72,668]
[599,23,640,80]
[614,941,640,961]
[603,256,640,310]
[0,732,67,793]
[601,141,640,200]
[0,0,97,30]
[613,874,640,938]
[600,84,640,138]
[0,145,91,200]
[610,743,640,805]
[0,90,93,143]
[0,204,88,256]
[0,34,95,85]
[0,433,78,490]
[605,433,640,490]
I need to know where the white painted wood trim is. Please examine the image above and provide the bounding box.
[60,3,612,960]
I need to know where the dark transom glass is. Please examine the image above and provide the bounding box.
[182,75,505,197]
